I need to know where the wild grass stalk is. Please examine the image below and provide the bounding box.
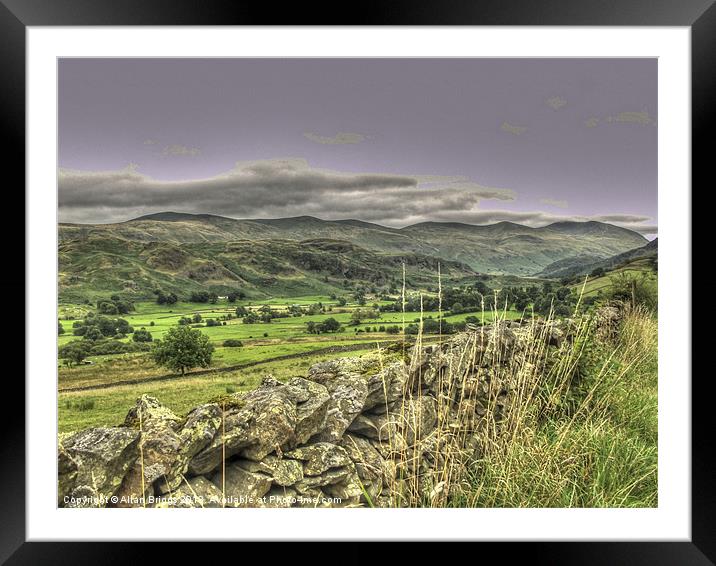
[382,279,657,508]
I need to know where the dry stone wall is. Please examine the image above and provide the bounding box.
[58,313,616,508]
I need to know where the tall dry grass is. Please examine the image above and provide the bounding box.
[379,278,657,508]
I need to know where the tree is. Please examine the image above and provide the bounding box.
[58,321,65,335]
[227,291,245,303]
[451,302,464,315]
[223,339,243,347]
[83,326,104,341]
[190,291,211,303]
[97,300,119,315]
[151,326,214,375]
[319,318,340,333]
[132,328,153,342]
[58,340,91,367]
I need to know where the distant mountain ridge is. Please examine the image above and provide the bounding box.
[59,212,648,278]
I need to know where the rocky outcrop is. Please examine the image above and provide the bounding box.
[58,315,601,508]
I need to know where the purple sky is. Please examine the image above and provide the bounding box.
[58,58,657,236]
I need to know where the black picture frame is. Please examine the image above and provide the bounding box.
[6,0,707,561]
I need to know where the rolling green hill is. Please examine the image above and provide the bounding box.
[58,234,478,302]
[538,238,657,279]
[59,213,647,279]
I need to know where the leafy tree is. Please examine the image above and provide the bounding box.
[151,326,214,375]
[337,297,347,307]
[58,321,65,335]
[58,340,92,367]
[205,319,220,327]
[319,318,340,333]
[190,291,211,303]
[242,312,260,324]
[385,325,400,334]
[235,306,249,317]
[226,291,245,303]
[83,326,104,341]
[97,296,134,314]
[155,290,179,305]
[96,300,119,315]
[132,328,153,342]
[590,267,606,278]
[192,313,203,324]
[223,339,243,347]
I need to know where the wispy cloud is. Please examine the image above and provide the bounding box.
[606,110,655,125]
[584,117,600,128]
[540,198,568,209]
[162,144,201,156]
[304,132,369,145]
[143,139,158,145]
[546,96,567,110]
[501,122,527,136]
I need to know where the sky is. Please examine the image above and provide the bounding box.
[58,58,657,236]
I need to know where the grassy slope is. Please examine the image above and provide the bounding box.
[58,348,400,432]
[453,307,657,508]
[58,235,478,302]
[570,258,657,297]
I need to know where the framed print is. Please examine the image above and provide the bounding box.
[7,0,709,561]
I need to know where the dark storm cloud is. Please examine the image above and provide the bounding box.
[58,159,655,235]
[58,159,515,224]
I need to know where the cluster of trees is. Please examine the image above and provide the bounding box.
[240,305,293,324]
[60,321,215,374]
[189,291,219,304]
[178,313,204,326]
[381,281,579,319]
[305,318,341,334]
[349,307,380,326]
[72,313,134,341]
[59,338,150,367]
[154,289,247,305]
[96,295,134,315]
[154,290,178,305]
[226,291,246,302]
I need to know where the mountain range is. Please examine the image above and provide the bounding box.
[58,213,650,300]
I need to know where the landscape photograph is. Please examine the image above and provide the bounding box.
[57,58,658,509]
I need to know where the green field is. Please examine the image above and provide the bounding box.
[58,295,521,432]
